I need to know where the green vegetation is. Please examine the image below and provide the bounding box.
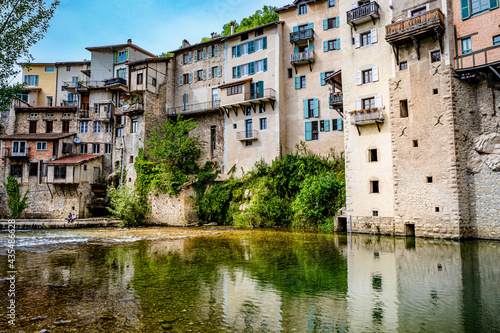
[221,6,279,36]
[196,145,345,231]
[5,175,29,218]
[107,185,146,228]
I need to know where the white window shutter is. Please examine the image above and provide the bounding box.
[208,68,212,79]
[375,95,383,108]
[355,34,360,48]
[355,99,361,110]
[373,67,379,81]
[179,56,183,66]
[356,71,362,85]
[371,28,378,43]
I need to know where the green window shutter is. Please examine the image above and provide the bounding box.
[491,0,499,9]
[305,122,312,141]
[337,38,341,49]
[295,46,299,53]
[308,23,313,30]
[313,98,319,117]
[324,41,328,52]
[336,16,340,28]
[309,43,314,51]
[114,51,117,64]
[461,0,470,19]
[249,62,255,75]
[337,118,343,131]
[323,19,328,30]
[293,26,298,32]
[325,120,330,132]
[263,36,267,49]
[263,58,268,71]
[321,72,326,86]
[34,75,39,86]
[303,99,309,118]
[237,65,241,78]
[237,45,241,57]
[249,41,255,53]
[126,47,130,61]
[257,81,264,96]
[295,77,300,90]
[179,74,183,86]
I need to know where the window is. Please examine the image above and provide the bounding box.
[10,164,22,178]
[137,73,143,84]
[241,33,249,41]
[494,35,500,46]
[183,93,189,110]
[435,207,440,212]
[411,7,426,16]
[412,140,419,148]
[369,149,378,162]
[183,53,189,64]
[287,68,293,79]
[44,67,54,72]
[24,75,38,86]
[400,100,408,118]
[197,49,203,60]
[45,121,53,133]
[131,119,138,133]
[63,113,70,117]
[18,93,28,102]
[54,166,67,179]
[66,66,71,71]
[30,113,38,118]
[327,17,337,29]
[196,69,203,81]
[29,163,38,177]
[212,66,217,78]
[130,156,134,164]
[117,68,127,80]
[471,0,490,14]
[361,31,371,46]
[62,143,73,154]
[427,176,433,183]
[255,28,264,37]
[94,121,101,133]
[400,61,408,70]
[311,121,319,140]
[116,128,123,137]
[47,113,54,117]
[105,144,111,154]
[80,121,88,133]
[29,121,37,133]
[370,180,380,193]
[332,118,343,131]
[62,120,70,133]
[118,50,127,62]
[328,0,336,7]
[362,97,375,109]
[106,124,112,133]
[362,69,373,84]
[326,39,339,51]
[12,141,27,155]
[232,46,240,58]
[259,118,267,130]
[259,104,265,114]
[431,50,441,62]
[227,85,242,96]
[255,38,264,51]
[372,210,379,217]
[232,123,237,130]
[320,120,330,132]
[462,37,472,54]
[36,142,47,151]
[68,93,76,101]
[298,4,307,15]
[80,144,87,154]
[307,99,315,118]
[241,64,249,77]
[245,106,252,116]
[241,43,248,56]
[93,144,100,154]
[46,96,53,107]
[256,60,264,73]
[152,77,157,86]
[183,73,190,84]
[295,75,306,89]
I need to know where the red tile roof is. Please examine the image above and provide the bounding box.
[46,154,103,165]
[0,133,75,140]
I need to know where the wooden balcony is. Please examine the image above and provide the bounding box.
[347,2,380,28]
[290,50,315,66]
[3,147,30,159]
[122,102,144,115]
[330,92,343,107]
[385,9,445,60]
[236,130,258,141]
[290,29,314,43]
[350,108,384,126]
[167,100,220,117]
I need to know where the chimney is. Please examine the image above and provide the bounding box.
[182,39,191,48]
[230,22,235,35]
[211,32,215,39]
[127,39,132,44]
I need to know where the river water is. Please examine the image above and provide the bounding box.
[0,227,499,333]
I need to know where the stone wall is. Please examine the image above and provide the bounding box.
[147,187,198,226]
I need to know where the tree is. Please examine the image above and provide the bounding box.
[0,0,60,112]
[221,6,279,36]
[5,174,29,218]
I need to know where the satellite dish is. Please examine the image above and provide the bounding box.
[74,138,81,144]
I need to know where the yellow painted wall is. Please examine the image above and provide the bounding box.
[22,64,57,107]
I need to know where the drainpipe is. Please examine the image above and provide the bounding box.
[119,134,125,188]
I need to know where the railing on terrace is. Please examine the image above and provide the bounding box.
[3,147,30,158]
[63,100,78,106]
[244,88,276,101]
[454,45,500,71]
[123,102,144,113]
[236,130,258,141]
[290,29,314,43]
[347,2,380,25]
[350,107,384,125]
[167,100,220,116]
[385,8,445,41]
[62,78,127,89]
[290,51,315,64]
[330,92,343,106]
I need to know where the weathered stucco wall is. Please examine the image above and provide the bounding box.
[147,187,198,226]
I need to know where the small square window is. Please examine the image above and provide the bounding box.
[430,50,441,63]
[288,68,293,79]
[152,78,157,86]
[298,4,307,15]
[494,35,500,46]
[400,100,408,118]
[130,156,134,164]
[233,123,237,130]
[372,210,379,217]
[433,88,439,95]
[245,141,253,147]
[36,142,47,151]
[362,69,373,84]
[83,165,87,171]
[259,118,267,130]
[369,149,378,162]
[435,207,440,212]
[66,66,71,71]
[412,140,419,147]
[370,180,380,194]
[399,61,408,70]
[462,37,472,55]
[427,176,433,183]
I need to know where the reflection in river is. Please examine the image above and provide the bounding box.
[0,227,499,332]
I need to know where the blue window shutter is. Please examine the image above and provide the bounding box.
[303,99,309,118]
[336,16,340,27]
[257,81,264,96]
[24,75,28,84]
[324,41,328,52]
[293,26,298,33]
[263,37,267,49]
[249,62,255,75]
[237,65,241,78]
[461,0,470,19]
[179,74,183,86]
[336,38,341,49]
[295,46,299,53]
[491,0,499,9]
[35,75,39,86]
[309,43,314,51]
[237,45,241,57]
[337,118,343,130]
[321,72,326,86]
[295,77,300,90]
[323,19,328,30]
[313,98,319,117]
[308,23,313,30]
[263,58,268,71]
[325,120,330,132]
[250,41,255,53]
[305,122,312,141]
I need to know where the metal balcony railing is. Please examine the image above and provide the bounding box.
[3,147,30,158]
[347,2,380,26]
[330,92,343,106]
[385,8,445,44]
[244,88,276,101]
[350,107,384,125]
[290,50,315,65]
[290,29,314,43]
[167,100,220,116]
[63,78,127,90]
[236,130,258,141]
[63,100,78,106]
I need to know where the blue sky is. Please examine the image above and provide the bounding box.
[28,0,290,63]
